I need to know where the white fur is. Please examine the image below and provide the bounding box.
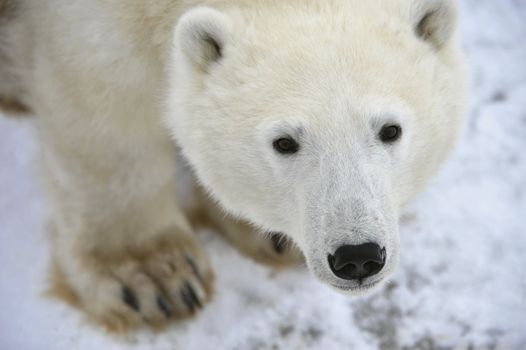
[167,0,466,292]
[2,0,466,320]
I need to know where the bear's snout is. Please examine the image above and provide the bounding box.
[328,243,386,281]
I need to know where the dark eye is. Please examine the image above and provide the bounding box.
[273,137,299,154]
[379,124,402,143]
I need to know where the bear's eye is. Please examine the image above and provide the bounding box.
[379,124,402,143]
[273,137,299,154]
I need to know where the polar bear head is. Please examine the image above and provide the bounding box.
[166,0,466,294]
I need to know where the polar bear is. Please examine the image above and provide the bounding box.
[0,0,465,332]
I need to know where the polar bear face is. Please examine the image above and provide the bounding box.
[166,1,465,294]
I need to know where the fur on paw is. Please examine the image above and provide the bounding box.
[49,234,213,333]
[216,217,304,267]
[195,189,303,267]
[257,231,304,267]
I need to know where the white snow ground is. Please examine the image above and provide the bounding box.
[1,0,525,349]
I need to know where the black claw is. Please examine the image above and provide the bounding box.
[185,254,203,283]
[121,287,140,312]
[270,232,287,254]
[179,288,195,313]
[184,282,202,309]
[156,295,173,318]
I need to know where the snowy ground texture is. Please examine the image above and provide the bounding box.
[1,0,525,349]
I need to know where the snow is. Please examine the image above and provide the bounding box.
[1,0,525,349]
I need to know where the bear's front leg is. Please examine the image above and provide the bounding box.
[198,194,304,268]
[43,139,213,333]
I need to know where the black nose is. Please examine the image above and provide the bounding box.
[328,243,386,281]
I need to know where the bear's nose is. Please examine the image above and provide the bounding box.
[328,243,386,281]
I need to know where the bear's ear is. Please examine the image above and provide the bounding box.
[174,7,230,70]
[412,0,457,49]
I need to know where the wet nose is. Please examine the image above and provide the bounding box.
[328,243,386,281]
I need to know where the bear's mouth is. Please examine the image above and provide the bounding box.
[330,278,382,292]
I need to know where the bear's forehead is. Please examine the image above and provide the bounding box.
[219,2,426,92]
[215,39,422,121]
[205,0,434,131]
